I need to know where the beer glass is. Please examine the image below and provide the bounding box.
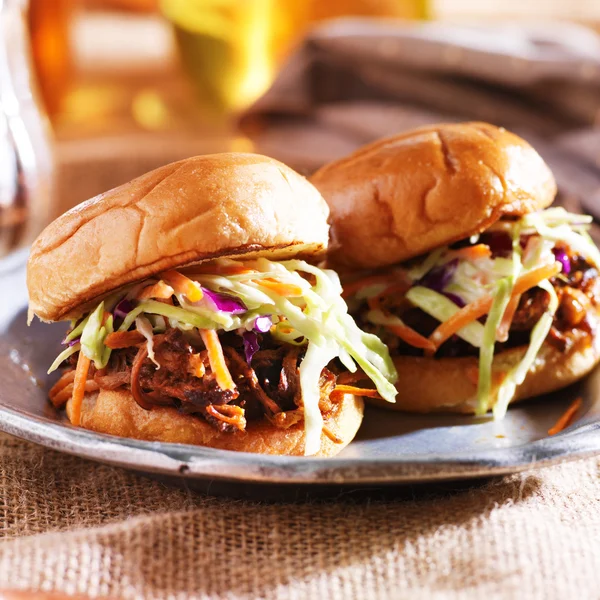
[0,0,54,258]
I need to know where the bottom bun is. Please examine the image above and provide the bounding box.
[66,389,364,456]
[370,328,600,414]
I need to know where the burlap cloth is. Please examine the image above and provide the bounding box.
[0,430,599,599]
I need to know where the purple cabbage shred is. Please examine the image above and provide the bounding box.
[202,288,247,314]
[253,315,272,332]
[243,331,260,364]
[444,292,466,308]
[418,259,458,292]
[114,298,135,320]
[552,248,571,275]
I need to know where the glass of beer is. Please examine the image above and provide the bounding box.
[0,0,54,258]
[160,0,427,114]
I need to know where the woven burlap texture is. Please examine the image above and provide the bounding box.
[0,432,599,600]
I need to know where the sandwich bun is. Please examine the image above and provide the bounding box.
[67,389,364,457]
[311,122,556,270]
[31,153,363,456]
[312,121,597,415]
[368,327,600,413]
[28,153,329,322]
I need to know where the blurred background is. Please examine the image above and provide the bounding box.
[1,0,599,256]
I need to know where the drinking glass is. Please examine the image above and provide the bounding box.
[0,0,54,258]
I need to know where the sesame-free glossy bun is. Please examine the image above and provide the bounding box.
[28,153,329,322]
[67,389,364,457]
[311,122,556,270]
[368,328,600,414]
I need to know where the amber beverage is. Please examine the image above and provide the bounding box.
[161,0,427,114]
[0,0,54,257]
[28,0,73,117]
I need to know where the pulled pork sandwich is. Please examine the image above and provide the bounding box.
[27,153,397,456]
[311,122,600,418]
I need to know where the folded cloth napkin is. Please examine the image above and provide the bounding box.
[242,19,600,213]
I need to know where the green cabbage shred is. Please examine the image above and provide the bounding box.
[47,258,399,456]
[366,207,598,418]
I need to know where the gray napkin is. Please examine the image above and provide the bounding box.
[242,19,600,214]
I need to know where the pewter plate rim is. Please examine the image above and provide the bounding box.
[2,248,600,487]
[0,402,599,485]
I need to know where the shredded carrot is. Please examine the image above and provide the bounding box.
[189,353,206,378]
[161,270,203,302]
[105,330,146,349]
[548,397,582,435]
[49,370,76,399]
[51,380,99,408]
[496,294,521,343]
[331,385,382,399]
[385,323,437,352]
[448,244,492,261]
[200,329,237,392]
[429,262,561,350]
[255,278,304,297]
[366,287,433,351]
[101,311,111,326]
[205,404,246,430]
[342,273,402,298]
[69,353,91,426]
[137,280,175,300]
[269,410,303,429]
[322,425,343,444]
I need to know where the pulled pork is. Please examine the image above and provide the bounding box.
[63,328,341,433]
[357,245,600,359]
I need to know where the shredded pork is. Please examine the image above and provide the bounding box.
[357,245,600,359]
[57,328,342,434]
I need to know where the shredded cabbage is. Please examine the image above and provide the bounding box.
[405,286,485,347]
[498,207,600,266]
[356,207,598,418]
[408,246,446,280]
[475,222,524,414]
[136,315,159,368]
[80,302,113,369]
[493,279,559,419]
[119,301,224,332]
[439,209,592,415]
[47,343,81,374]
[476,278,511,414]
[47,257,398,455]
[300,342,338,455]
[63,315,89,344]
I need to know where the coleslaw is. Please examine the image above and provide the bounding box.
[46,257,399,455]
[348,207,600,416]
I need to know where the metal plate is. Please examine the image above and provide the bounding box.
[2,249,600,492]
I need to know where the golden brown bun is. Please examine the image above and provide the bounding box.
[66,388,364,457]
[28,153,329,322]
[311,122,557,270]
[369,328,600,414]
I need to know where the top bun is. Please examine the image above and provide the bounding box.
[28,153,329,322]
[311,122,556,270]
